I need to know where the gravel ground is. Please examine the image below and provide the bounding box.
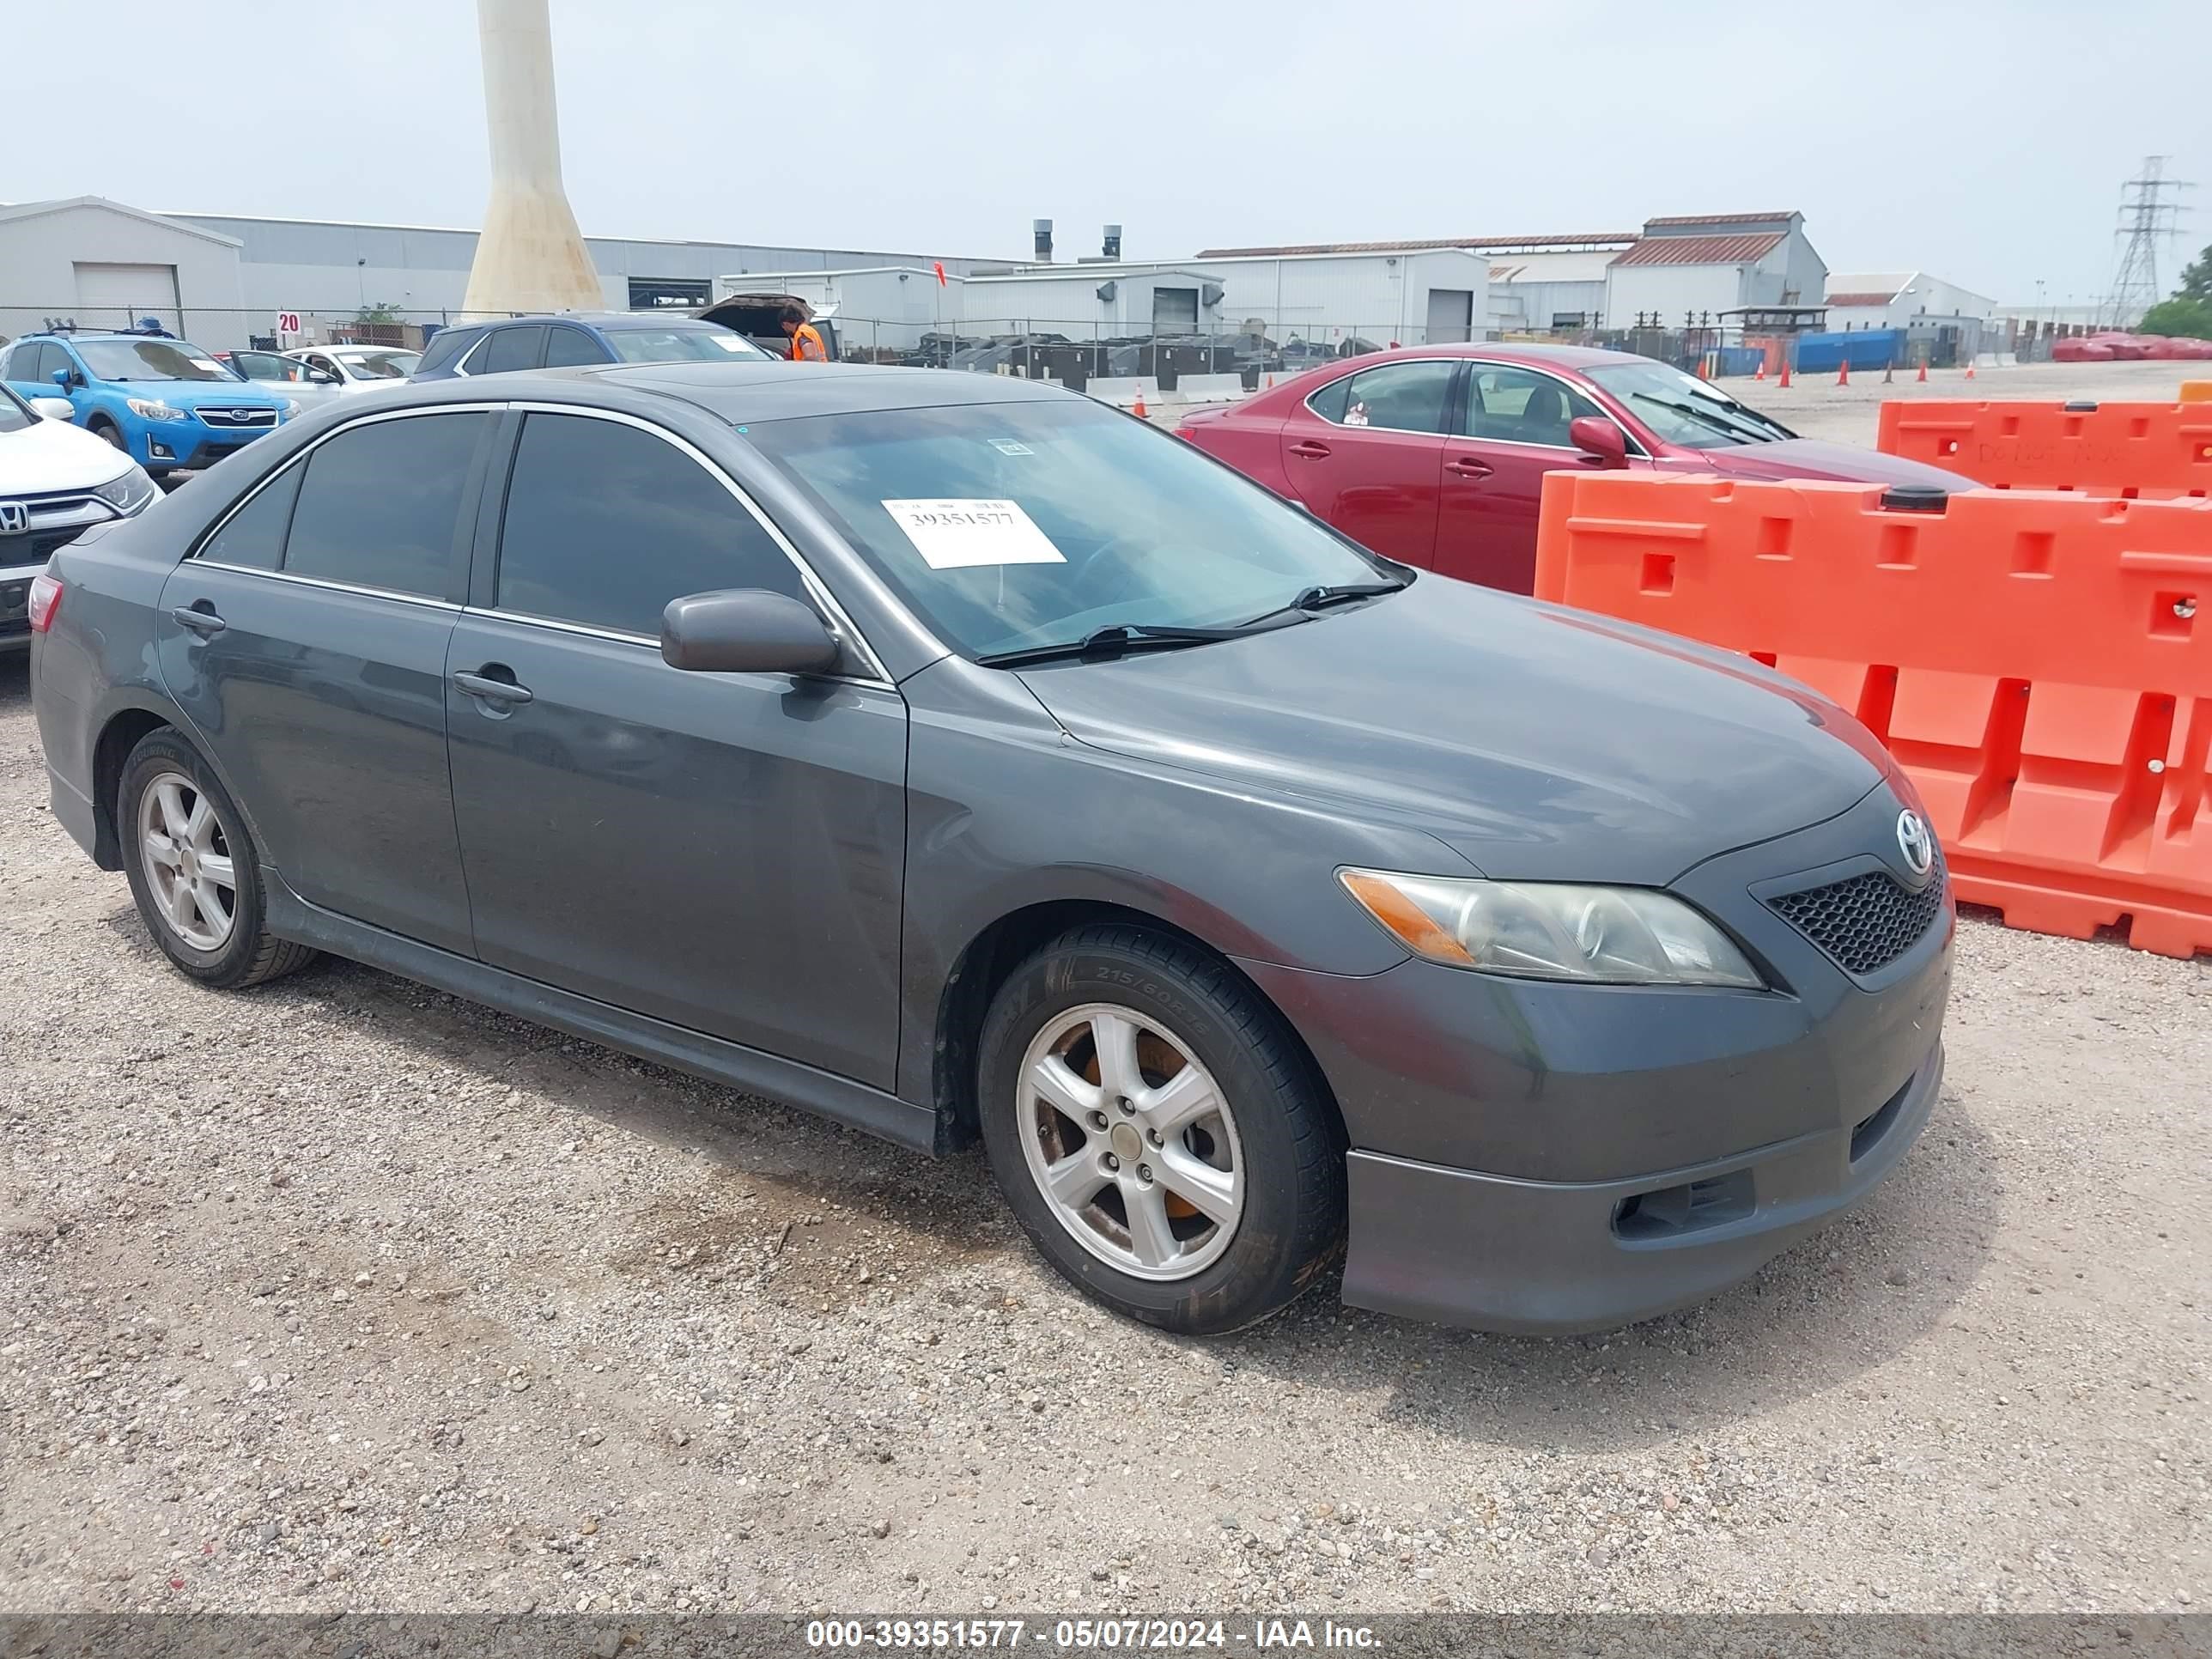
[3,361,2209,1618]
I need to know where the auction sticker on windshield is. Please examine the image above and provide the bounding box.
[882,499,1066,570]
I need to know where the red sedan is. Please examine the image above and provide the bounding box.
[1176,343,1967,593]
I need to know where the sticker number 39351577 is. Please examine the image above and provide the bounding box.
[880,499,1067,570]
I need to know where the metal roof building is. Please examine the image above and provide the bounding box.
[1604,212,1827,330]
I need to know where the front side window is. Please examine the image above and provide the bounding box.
[199,465,304,572]
[36,343,76,385]
[1322,361,1455,434]
[744,398,1391,660]
[543,328,611,368]
[495,412,804,637]
[331,349,418,380]
[1463,365,1604,447]
[475,326,545,374]
[283,413,487,598]
[74,337,233,383]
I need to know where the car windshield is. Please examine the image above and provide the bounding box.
[0,383,33,434]
[75,337,235,383]
[744,398,1395,660]
[605,325,768,364]
[1583,360,1795,448]
[331,349,419,379]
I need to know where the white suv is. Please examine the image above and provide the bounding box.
[1,380,158,653]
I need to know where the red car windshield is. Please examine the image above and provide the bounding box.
[1583,361,1795,449]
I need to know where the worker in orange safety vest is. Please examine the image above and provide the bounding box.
[781,304,828,362]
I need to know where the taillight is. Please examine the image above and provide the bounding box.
[27,572,63,634]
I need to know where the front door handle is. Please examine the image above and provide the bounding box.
[1286,440,1333,459]
[453,668,534,706]
[1446,456,1494,479]
[169,604,227,638]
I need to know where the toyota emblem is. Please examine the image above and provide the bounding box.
[0,501,27,535]
[1895,810,1935,877]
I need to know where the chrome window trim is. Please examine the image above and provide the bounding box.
[501,400,896,686]
[1455,356,1653,458]
[185,401,507,605]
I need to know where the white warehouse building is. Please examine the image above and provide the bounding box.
[1603,211,1827,329]
[1824,270,1997,360]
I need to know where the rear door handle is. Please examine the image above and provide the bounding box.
[1287,441,1332,459]
[169,605,227,637]
[453,668,533,706]
[1446,457,1494,478]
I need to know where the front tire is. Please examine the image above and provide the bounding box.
[977,925,1345,1335]
[118,730,318,989]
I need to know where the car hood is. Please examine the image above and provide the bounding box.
[1016,579,1888,886]
[1681,437,1971,489]
[121,380,288,409]
[1,416,135,495]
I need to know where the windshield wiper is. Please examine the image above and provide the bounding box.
[1628,391,1771,444]
[1241,579,1407,627]
[977,618,1294,669]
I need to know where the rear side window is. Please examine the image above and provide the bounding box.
[283,413,487,598]
[544,327,611,368]
[414,329,475,376]
[1333,361,1456,434]
[476,325,545,374]
[199,465,304,572]
[495,411,804,636]
[3,343,37,381]
[1305,375,1352,423]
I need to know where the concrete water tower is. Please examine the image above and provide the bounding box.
[459,0,603,319]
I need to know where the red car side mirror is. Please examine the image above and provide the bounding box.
[1569,416,1629,469]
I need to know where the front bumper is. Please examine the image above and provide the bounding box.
[132,415,277,473]
[1341,1044,1941,1333]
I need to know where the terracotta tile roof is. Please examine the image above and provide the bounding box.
[1613,232,1786,268]
[1193,233,1635,258]
[1825,291,1898,307]
[1644,211,1798,228]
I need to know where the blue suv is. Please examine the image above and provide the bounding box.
[3,329,295,477]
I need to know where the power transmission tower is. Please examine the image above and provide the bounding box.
[2106,155,2194,327]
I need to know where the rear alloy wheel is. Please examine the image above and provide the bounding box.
[118,730,319,989]
[978,925,1345,1334]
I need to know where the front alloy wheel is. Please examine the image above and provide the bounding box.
[1018,1003,1245,1280]
[978,924,1346,1334]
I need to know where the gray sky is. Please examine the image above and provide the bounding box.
[13,0,2207,303]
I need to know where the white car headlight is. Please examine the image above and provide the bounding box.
[125,397,186,422]
[94,463,158,515]
[1339,868,1764,988]
[281,399,301,419]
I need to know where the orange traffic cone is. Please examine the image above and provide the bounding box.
[1266,374,1275,388]
[1838,359,1850,386]
[1963,360,1977,380]
[1754,360,1766,381]
[1696,356,1710,380]
[1132,392,1148,418]
[1916,360,1928,382]
[1778,360,1792,388]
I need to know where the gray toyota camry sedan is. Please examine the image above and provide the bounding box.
[27,362,1953,1336]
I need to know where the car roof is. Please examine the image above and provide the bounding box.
[489,312,720,330]
[1347,341,1650,372]
[365,360,1073,424]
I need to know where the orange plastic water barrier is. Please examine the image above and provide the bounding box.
[1533,471,2212,957]
[1876,399,2212,496]
[2185,381,2212,404]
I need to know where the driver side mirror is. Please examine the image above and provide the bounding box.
[309,370,341,386]
[662,589,842,676]
[52,367,79,392]
[1569,415,1629,469]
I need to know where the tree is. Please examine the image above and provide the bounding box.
[355,301,404,325]
[2140,297,2212,339]
[2177,242,2212,304]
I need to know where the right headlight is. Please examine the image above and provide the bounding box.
[1339,868,1764,988]
[125,397,187,422]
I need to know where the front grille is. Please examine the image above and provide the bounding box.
[1767,860,1947,977]
[2,527,84,567]
[196,406,278,428]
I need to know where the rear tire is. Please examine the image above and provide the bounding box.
[118,730,318,990]
[976,925,1345,1335]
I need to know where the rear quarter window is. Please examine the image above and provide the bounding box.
[198,466,305,572]
[413,329,476,376]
